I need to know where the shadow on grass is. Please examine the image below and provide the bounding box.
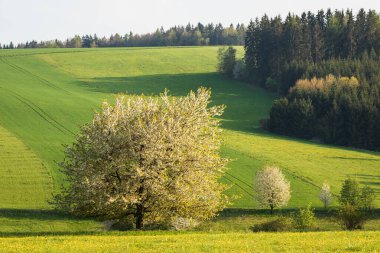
[0,208,88,221]
[77,72,276,133]
[76,72,380,157]
[219,208,380,218]
[0,208,378,237]
[0,231,103,238]
[331,157,380,161]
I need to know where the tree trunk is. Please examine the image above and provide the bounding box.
[135,204,144,229]
[270,204,274,215]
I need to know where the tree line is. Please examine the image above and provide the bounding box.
[228,8,380,151]
[1,23,245,49]
[244,9,380,87]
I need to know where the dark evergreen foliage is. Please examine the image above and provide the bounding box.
[243,9,380,151]
[268,75,380,150]
[244,9,380,88]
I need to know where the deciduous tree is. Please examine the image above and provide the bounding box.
[53,88,229,229]
[254,166,291,214]
[319,182,332,208]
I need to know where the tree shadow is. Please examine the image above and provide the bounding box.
[0,207,378,237]
[77,72,276,133]
[0,208,91,221]
[346,174,380,193]
[76,72,380,157]
[331,157,380,162]
[219,207,380,218]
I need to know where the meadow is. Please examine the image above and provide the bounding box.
[0,231,379,253]
[0,46,379,250]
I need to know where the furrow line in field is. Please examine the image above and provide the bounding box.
[224,174,255,198]
[281,167,322,191]
[0,87,74,136]
[0,57,72,95]
[225,171,254,190]
[0,50,87,58]
[12,92,76,136]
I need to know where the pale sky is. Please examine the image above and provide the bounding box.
[0,0,379,44]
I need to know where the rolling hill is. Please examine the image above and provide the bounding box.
[0,47,379,234]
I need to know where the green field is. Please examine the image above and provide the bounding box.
[0,47,379,250]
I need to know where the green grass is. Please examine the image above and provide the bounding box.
[0,47,379,237]
[0,125,52,209]
[0,231,379,252]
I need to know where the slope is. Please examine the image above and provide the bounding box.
[0,47,379,214]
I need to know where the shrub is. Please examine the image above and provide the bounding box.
[339,178,361,206]
[233,59,245,80]
[292,204,317,230]
[361,186,375,212]
[251,217,293,232]
[337,203,366,230]
[217,46,236,77]
[336,178,375,230]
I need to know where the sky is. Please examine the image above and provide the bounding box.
[0,0,379,45]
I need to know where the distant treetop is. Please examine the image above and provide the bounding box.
[5,23,246,49]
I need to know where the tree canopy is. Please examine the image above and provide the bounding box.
[54,88,229,229]
[254,166,291,214]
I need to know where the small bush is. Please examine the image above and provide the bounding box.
[361,186,375,212]
[217,46,236,77]
[337,203,366,230]
[233,59,245,80]
[293,204,317,230]
[251,217,293,232]
[339,178,361,206]
[336,178,375,230]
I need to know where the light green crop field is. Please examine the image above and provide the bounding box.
[0,125,51,209]
[0,47,379,249]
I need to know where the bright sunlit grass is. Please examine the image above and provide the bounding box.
[0,47,378,236]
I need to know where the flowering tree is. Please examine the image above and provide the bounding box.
[254,166,291,214]
[319,182,332,209]
[53,88,229,229]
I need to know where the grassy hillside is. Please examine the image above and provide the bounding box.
[0,47,379,235]
[0,125,51,209]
